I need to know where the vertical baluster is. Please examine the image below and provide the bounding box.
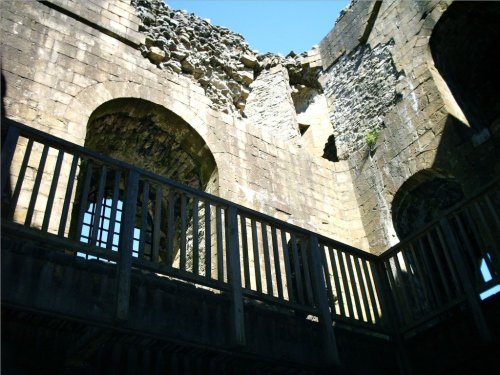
[152,185,163,263]
[337,250,354,318]
[226,206,245,346]
[58,154,79,237]
[471,201,500,272]
[75,160,94,242]
[291,234,304,305]
[9,138,34,218]
[216,205,224,282]
[383,258,406,324]
[205,201,212,279]
[319,244,336,313]
[179,193,187,271]
[300,238,314,306]
[225,209,231,282]
[106,170,121,251]
[392,252,413,323]
[280,230,294,303]
[345,253,363,320]
[453,213,483,275]
[309,234,340,366]
[463,207,500,280]
[139,180,150,259]
[192,197,200,275]
[328,246,345,317]
[42,149,64,232]
[354,256,372,323]
[25,144,49,227]
[435,227,463,297]
[427,232,454,301]
[370,260,395,329]
[251,219,262,293]
[240,215,251,289]
[271,227,283,299]
[372,259,412,371]
[116,170,139,321]
[473,200,499,245]
[361,259,378,324]
[261,222,273,296]
[90,165,107,247]
[399,248,421,318]
[166,190,176,265]
[439,218,492,342]
[407,243,434,312]
[483,193,500,235]
[415,237,442,306]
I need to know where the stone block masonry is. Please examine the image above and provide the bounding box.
[1,0,368,252]
[317,0,498,252]
[245,65,300,140]
[4,0,496,256]
[321,40,401,161]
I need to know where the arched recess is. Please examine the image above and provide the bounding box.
[430,2,500,131]
[73,97,218,267]
[86,98,218,192]
[391,169,464,240]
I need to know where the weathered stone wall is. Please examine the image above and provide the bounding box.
[4,0,496,255]
[1,0,368,250]
[320,40,401,160]
[318,0,499,252]
[245,65,300,140]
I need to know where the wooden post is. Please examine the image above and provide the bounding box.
[372,259,413,374]
[1,122,20,194]
[439,218,492,342]
[226,206,245,346]
[309,234,340,366]
[115,170,139,322]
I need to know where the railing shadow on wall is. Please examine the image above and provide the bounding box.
[1,118,499,368]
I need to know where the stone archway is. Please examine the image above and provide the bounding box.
[85,97,218,192]
[391,169,464,240]
[73,97,218,268]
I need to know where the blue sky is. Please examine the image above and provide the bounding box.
[166,0,350,55]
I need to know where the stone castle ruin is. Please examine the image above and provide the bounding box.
[2,0,498,256]
[1,0,499,373]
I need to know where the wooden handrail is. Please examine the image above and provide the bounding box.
[2,117,498,357]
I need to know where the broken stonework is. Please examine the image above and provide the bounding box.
[320,41,402,160]
[132,0,323,116]
[132,0,257,114]
[245,65,300,140]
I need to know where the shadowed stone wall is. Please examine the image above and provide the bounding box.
[318,0,499,253]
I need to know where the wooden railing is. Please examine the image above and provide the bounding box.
[2,119,499,366]
[380,180,499,340]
